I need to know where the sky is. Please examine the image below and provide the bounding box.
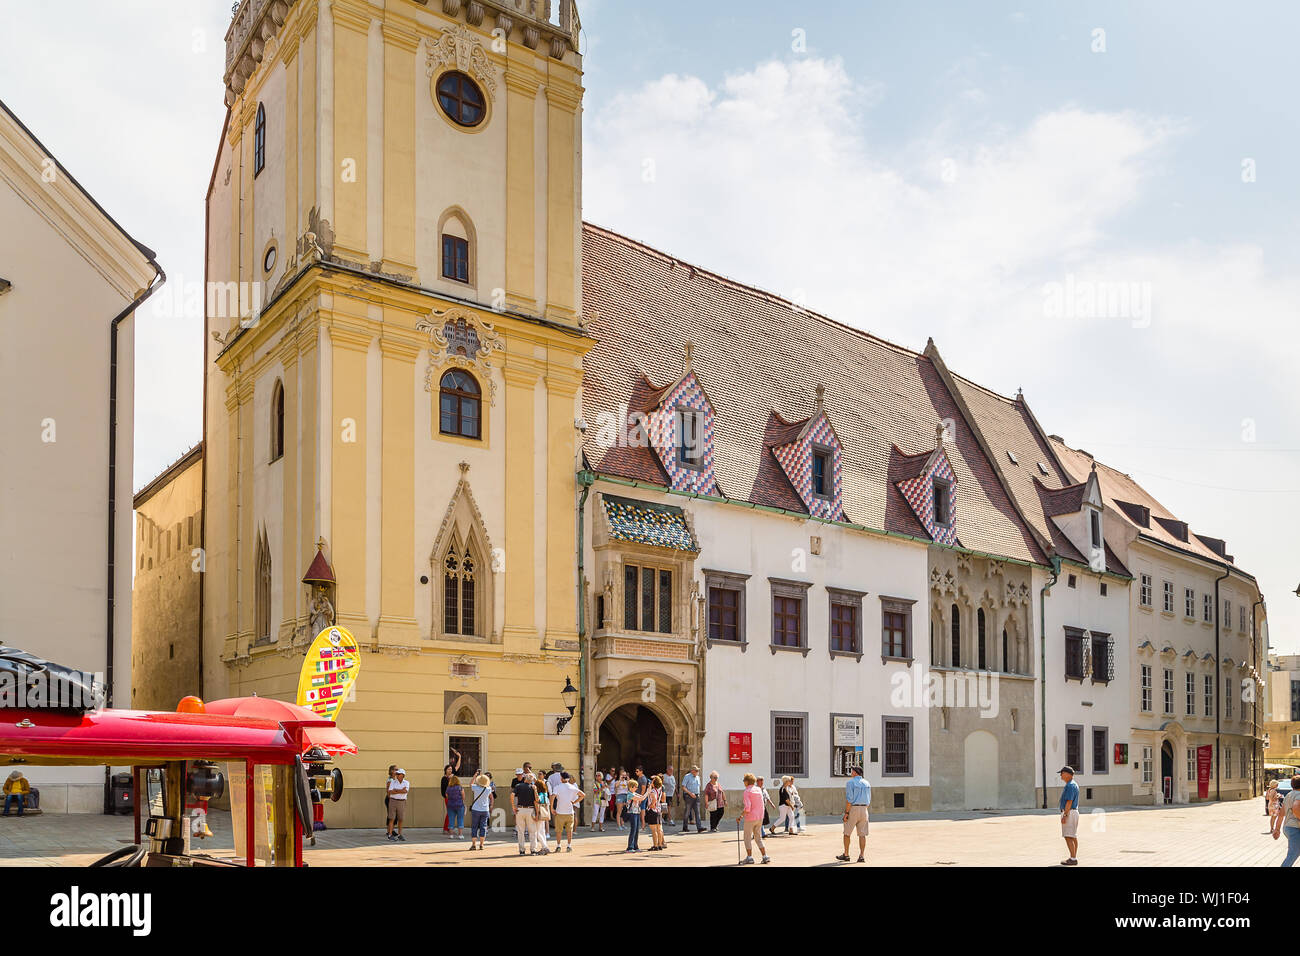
[1,1,1296,649]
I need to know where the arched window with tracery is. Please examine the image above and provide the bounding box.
[950,603,961,668]
[255,530,272,644]
[977,607,987,670]
[442,543,478,637]
[439,370,481,440]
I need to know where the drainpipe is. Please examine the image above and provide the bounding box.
[103,259,167,813]
[1039,556,1061,809]
[1213,566,1230,802]
[576,471,594,821]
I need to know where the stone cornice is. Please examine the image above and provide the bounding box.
[381,18,423,52]
[437,0,579,62]
[328,321,376,352]
[544,82,583,112]
[224,0,299,107]
[331,0,375,34]
[503,63,544,95]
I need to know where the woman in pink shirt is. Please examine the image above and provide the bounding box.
[737,773,769,864]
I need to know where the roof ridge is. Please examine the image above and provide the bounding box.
[581,220,928,364]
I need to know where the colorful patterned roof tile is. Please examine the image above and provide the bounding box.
[602,494,699,552]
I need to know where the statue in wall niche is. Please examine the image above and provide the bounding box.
[308,584,336,637]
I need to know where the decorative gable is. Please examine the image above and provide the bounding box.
[894,442,958,545]
[768,406,846,521]
[643,366,719,497]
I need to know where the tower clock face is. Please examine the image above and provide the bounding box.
[436,71,487,128]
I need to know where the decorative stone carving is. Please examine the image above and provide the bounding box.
[416,308,503,403]
[426,24,497,96]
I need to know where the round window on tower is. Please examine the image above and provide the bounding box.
[436,71,487,128]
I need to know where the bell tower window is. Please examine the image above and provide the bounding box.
[254,102,266,177]
[437,71,487,128]
[442,234,470,283]
[440,370,482,440]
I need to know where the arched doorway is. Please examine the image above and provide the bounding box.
[964,730,999,809]
[1161,740,1174,804]
[598,703,669,775]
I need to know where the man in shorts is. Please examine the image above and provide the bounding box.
[836,766,871,863]
[550,771,584,852]
[386,768,409,841]
[1058,765,1080,866]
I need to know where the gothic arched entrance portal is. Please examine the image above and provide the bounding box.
[598,704,669,776]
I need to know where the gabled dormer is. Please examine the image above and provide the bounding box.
[766,385,846,521]
[893,425,958,545]
[641,342,720,497]
[1037,464,1106,573]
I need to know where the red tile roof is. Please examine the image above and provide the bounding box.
[580,223,1046,564]
[1050,439,1238,567]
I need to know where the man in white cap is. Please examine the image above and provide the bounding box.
[386,769,410,841]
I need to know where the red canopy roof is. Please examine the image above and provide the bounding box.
[0,709,299,766]
[203,697,357,756]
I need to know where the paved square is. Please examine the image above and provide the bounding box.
[0,799,1288,866]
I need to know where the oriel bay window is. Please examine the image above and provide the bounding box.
[624,563,673,634]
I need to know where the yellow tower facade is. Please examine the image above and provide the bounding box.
[204,0,589,826]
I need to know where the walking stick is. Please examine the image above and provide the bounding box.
[735,817,742,864]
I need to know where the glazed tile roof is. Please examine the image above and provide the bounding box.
[602,494,699,552]
[580,223,1046,565]
[1050,438,1238,568]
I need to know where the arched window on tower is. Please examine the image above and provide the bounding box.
[255,530,272,644]
[977,607,987,670]
[254,102,266,177]
[440,370,482,440]
[950,603,961,668]
[1002,626,1009,673]
[442,543,479,637]
[270,379,285,462]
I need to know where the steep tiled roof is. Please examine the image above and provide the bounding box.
[580,223,1046,564]
[1050,439,1237,567]
[603,495,699,552]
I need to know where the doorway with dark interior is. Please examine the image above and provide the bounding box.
[598,703,669,778]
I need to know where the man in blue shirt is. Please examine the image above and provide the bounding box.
[1058,765,1080,866]
[679,765,704,833]
[836,766,872,863]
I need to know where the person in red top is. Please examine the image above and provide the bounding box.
[737,772,769,865]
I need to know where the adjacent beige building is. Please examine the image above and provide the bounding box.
[0,98,162,811]
[131,445,204,711]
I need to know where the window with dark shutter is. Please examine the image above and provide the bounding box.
[442,234,470,282]
[1090,632,1111,684]
[1065,627,1086,680]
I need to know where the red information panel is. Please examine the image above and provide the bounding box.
[728,732,752,764]
[1197,744,1213,799]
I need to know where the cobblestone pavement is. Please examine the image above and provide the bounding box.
[0,799,1288,866]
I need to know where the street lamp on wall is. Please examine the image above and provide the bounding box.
[555,676,579,734]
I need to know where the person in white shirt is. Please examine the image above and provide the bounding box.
[550,772,585,852]
[386,769,410,842]
[547,763,565,793]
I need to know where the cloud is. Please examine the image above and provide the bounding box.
[584,54,1299,642]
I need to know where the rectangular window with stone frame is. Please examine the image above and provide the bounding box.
[880,596,915,662]
[1066,725,1084,771]
[769,578,811,655]
[1065,627,1087,681]
[704,569,749,647]
[1092,727,1109,774]
[1091,632,1113,684]
[828,587,866,659]
[882,716,913,777]
[771,711,809,777]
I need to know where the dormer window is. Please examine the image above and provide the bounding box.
[675,408,704,469]
[812,447,832,498]
[933,478,952,526]
[1089,510,1102,549]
